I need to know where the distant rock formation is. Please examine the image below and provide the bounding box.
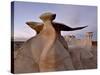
[83,32,93,51]
[64,32,94,69]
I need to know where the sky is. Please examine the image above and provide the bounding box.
[12,1,97,41]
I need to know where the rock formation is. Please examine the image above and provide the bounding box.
[14,12,87,73]
[83,32,93,51]
[64,32,94,69]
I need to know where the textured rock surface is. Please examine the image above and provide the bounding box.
[64,33,95,69]
[14,12,74,73]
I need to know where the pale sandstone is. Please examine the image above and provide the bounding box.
[14,12,87,73]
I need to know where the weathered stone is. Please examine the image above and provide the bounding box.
[14,12,88,73]
[64,32,94,69]
[83,32,93,51]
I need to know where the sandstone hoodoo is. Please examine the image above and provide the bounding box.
[14,12,88,73]
[83,32,93,51]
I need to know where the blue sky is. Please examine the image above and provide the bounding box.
[13,1,97,41]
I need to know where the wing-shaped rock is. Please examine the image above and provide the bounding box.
[26,21,87,33]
